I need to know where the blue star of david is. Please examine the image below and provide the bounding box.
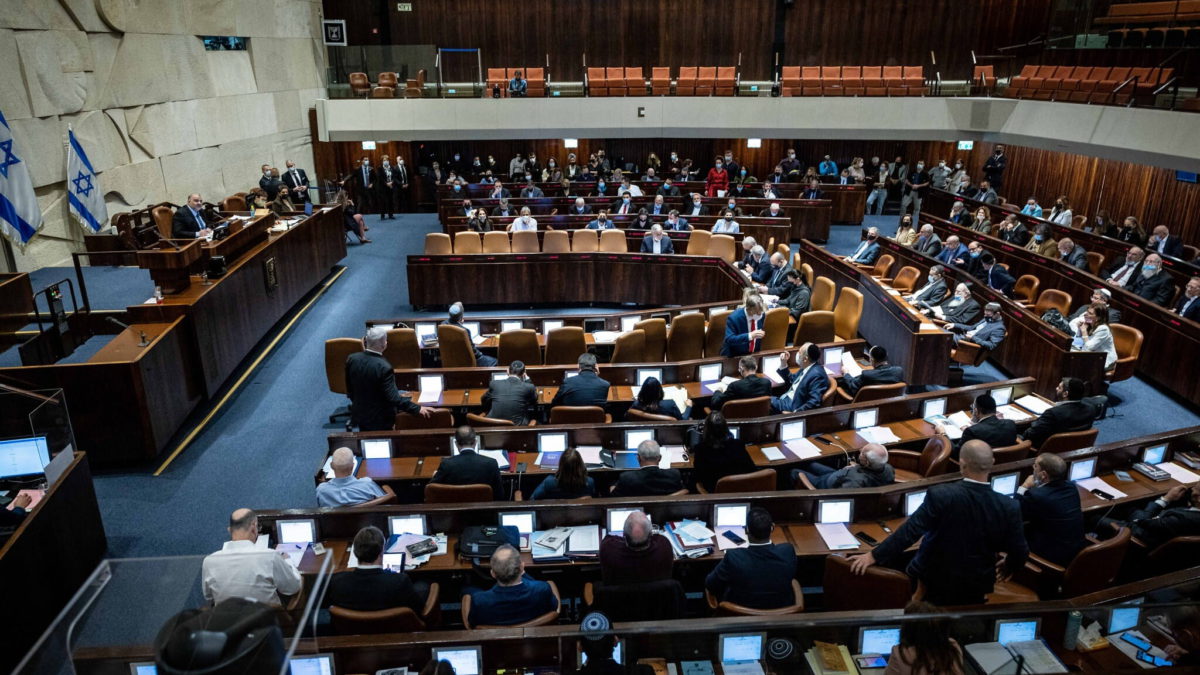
[0,139,19,179]
[72,171,94,197]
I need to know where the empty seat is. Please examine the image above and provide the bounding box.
[607,67,626,96]
[684,229,710,255]
[511,230,540,253]
[599,228,626,252]
[542,229,570,252]
[841,66,864,96]
[793,310,835,345]
[781,66,802,97]
[424,233,452,254]
[370,86,395,98]
[833,287,863,340]
[482,231,511,253]
[377,72,398,89]
[811,277,836,312]
[587,67,607,96]
[676,66,697,95]
[487,68,508,97]
[715,66,736,96]
[696,67,716,96]
[437,324,476,368]
[571,228,599,252]
[349,72,371,96]
[861,66,885,96]
[525,67,545,97]
[549,406,609,424]
[651,66,671,95]
[973,64,994,94]
[453,231,481,254]
[625,67,645,95]
[544,326,586,365]
[497,329,541,366]
[610,329,646,363]
[820,66,842,96]
[382,328,420,369]
[707,234,737,263]
[665,312,705,361]
[705,310,730,357]
[635,318,666,361]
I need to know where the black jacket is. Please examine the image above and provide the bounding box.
[841,364,904,397]
[984,264,1017,297]
[430,450,502,498]
[1128,498,1200,549]
[820,461,896,489]
[705,544,797,609]
[938,296,982,325]
[910,278,949,307]
[1131,270,1176,306]
[778,281,812,318]
[1022,400,1097,448]
[345,351,419,431]
[171,205,218,238]
[710,375,773,410]
[956,414,1018,454]
[323,567,424,613]
[1016,479,1086,567]
[550,371,611,407]
[686,432,757,493]
[610,466,684,497]
[483,376,537,425]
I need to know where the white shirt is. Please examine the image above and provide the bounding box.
[713,219,740,233]
[650,237,664,254]
[1050,209,1073,226]
[511,217,537,231]
[623,184,643,197]
[1108,261,1139,287]
[202,539,302,606]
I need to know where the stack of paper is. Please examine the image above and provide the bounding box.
[858,426,901,444]
[804,642,855,674]
[567,525,601,558]
[919,322,939,331]
[760,446,786,462]
[1157,462,1200,483]
[471,334,487,345]
[1078,477,1128,499]
[815,523,860,551]
[924,415,964,440]
[416,385,442,403]
[785,438,824,459]
[592,330,619,343]
[663,385,689,411]
[1015,394,1052,414]
[577,446,604,466]
[659,445,684,468]
[841,353,863,377]
[532,528,571,561]
[665,519,714,556]
[998,404,1034,422]
[275,543,305,568]
[479,448,510,470]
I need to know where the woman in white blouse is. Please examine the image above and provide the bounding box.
[1071,301,1117,369]
[712,209,740,234]
[1048,195,1074,226]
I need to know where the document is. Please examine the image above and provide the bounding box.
[416,388,441,403]
[858,426,901,444]
[784,438,823,459]
[919,322,939,331]
[536,527,572,550]
[815,523,860,550]
[577,446,603,465]
[841,353,863,377]
[1015,394,1052,414]
[1156,462,1200,483]
[276,543,305,568]
[568,525,600,553]
[592,330,619,344]
[998,404,1034,422]
[721,664,764,675]
[471,334,487,345]
[948,410,974,428]
[760,446,786,462]
[659,445,684,469]
[965,642,1017,675]
[1005,641,1067,673]
[663,385,689,411]
[679,521,714,540]
[479,449,510,470]
[1078,477,1128,499]
[886,288,902,296]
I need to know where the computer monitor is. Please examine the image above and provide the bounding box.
[1108,603,1142,635]
[698,363,722,383]
[607,507,644,535]
[620,315,641,333]
[625,429,654,450]
[714,503,749,529]
[852,408,878,430]
[461,321,481,339]
[991,386,1013,406]
[492,371,509,381]
[636,368,662,386]
[922,398,947,418]
[859,626,902,655]
[0,436,51,480]
[418,374,444,392]
[1142,444,1168,465]
[580,638,624,666]
[128,663,157,675]
[276,519,316,545]
[779,419,805,442]
[543,319,564,336]
[1069,457,1097,482]
[501,320,523,333]
[414,322,437,342]
[564,371,580,379]
[431,647,482,675]
[817,499,854,524]
[761,353,782,376]
[709,306,729,317]
[823,346,844,366]
[991,472,1019,496]
[904,490,927,516]
[719,632,766,664]
[388,514,426,536]
[289,653,335,675]
[360,439,391,460]
[994,618,1039,645]
[538,432,568,454]
[728,426,740,439]
[500,511,536,535]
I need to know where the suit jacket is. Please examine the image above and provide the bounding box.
[352,166,376,193]
[657,185,681,197]
[842,364,904,397]
[1016,480,1086,567]
[171,205,218,238]
[610,466,684,497]
[935,244,967,266]
[985,264,1017,297]
[999,223,1030,247]
[913,234,943,257]
[568,205,593,215]
[848,239,881,264]
[910,278,949,307]
[687,434,756,492]
[430,450,502,497]
[763,265,794,295]
[684,203,708,217]
[775,364,826,412]
[323,568,423,613]
[467,578,558,626]
[586,218,617,230]
[744,256,772,284]
[1128,499,1200,549]
[1131,270,1175,306]
[1175,294,1200,321]
[599,534,674,585]
[721,308,763,357]
[639,235,674,254]
[344,351,420,431]
[610,199,637,216]
[259,175,283,200]
[483,376,537,425]
[938,296,981,325]
[1104,259,1143,287]
[281,167,310,194]
[957,415,1017,453]
[1149,235,1184,259]
[711,375,773,410]
[953,317,1006,350]
[1060,245,1089,270]
[779,281,811,318]
[550,371,610,407]
[873,480,1029,600]
[1022,400,1097,448]
[705,544,797,609]
[488,188,513,199]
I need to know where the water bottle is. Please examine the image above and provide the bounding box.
[153,286,163,304]
[1063,610,1082,650]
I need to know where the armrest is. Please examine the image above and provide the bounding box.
[1025,551,1067,575]
[888,449,924,472]
[695,483,710,495]
[705,589,719,610]
[877,276,894,284]
[582,582,595,607]
[421,582,440,621]
[514,490,524,502]
[836,386,854,403]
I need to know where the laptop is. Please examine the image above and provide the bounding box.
[276,519,317,546]
[858,625,901,656]
[994,618,1040,645]
[538,432,568,455]
[762,353,784,383]
[852,408,878,430]
[816,499,854,524]
[500,320,523,333]
[360,438,391,460]
[128,663,157,675]
[990,472,1020,497]
[620,315,641,333]
[922,398,947,419]
[714,503,749,529]
[414,322,437,346]
[1069,457,1097,482]
[500,511,536,551]
[823,346,845,377]
[698,363,723,388]
[0,436,51,480]
[388,514,426,536]
[903,490,927,516]
[431,646,481,675]
[607,507,645,535]
[543,319,564,337]
[1108,602,1142,635]
[289,653,335,675]
[1141,444,1168,465]
[719,632,766,664]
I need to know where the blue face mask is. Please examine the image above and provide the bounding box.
[970,250,981,258]
[452,185,461,192]
[740,169,747,176]
[623,198,630,203]
[1034,234,1044,242]
[1144,265,1159,273]
[598,182,606,190]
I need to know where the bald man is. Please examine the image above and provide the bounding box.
[172,193,218,238]
[316,447,385,507]
[598,510,673,586]
[202,508,302,606]
[849,440,1029,605]
[792,443,894,489]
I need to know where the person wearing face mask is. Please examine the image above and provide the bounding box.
[632,209,651,230]
[887,155,908,202]
[1103,246,1144,287]
[913,224,943,256]
[666,151,681,176]
[468,208,492,232]
[836,168,853,185]
[508,206,537,232]
[565,153,580,180]
[818,155,837,176]
[865,160,890,215]
[686,193,707,217]
[544,158,562,183]
[377,156,398,219]
[268,184,297,215]
[721,294,768,357]
[508,152,526,180]
[958,241,986,277]
[1087,209,1114,235]
[664,210,691,231]
[1025,224,1057,257]
[732,166,758,192]
[705,156,729,197]
[946,201,968,225]
[723,197,744,217]
[610,191,636,216]
[349,158,376,213]
[445,151,465,176]
[928,159,951,190]
[937,393,1017,457]
[1021,377,1098,449]
[839,346,905,399]
[568,197,592,216]
[493,197,516,218]
[657,177,681,198]
[953,174,973,197]
[641,166,659,182]
[1131,252,1175,305]
[894,213,918,246]
[259,163,282,200]
[997,215,1030,247]
[520,179,544,199]
[777,269,811,319]
[591,178,609,198]
[949,301,1006,350]
[1014,453,1085,568]
[968,205,990,233]
[900,160,931,219]
[779,150,801,179]
[721,151,740,178]
[802,178,824,200]
[640,223,675,255]
[982,145,1007,189]
[756,252,795,295]
[478,169,495,185]
[678,158,697,181]
[761,182,780,201]
[980,252,1016,297]
[1048,195,1073,226]
[595,149,611,175]
[524,153,541,180]
[487,179,511,200]
[1149,224,1184,258]
[758,201,785,218]
[769,342,827,413]
[459,197,473,218]
[619,177,643,197]
[1069,302,1117,369]
[1110,215,1146,246]
[713,209,740,234]
[1020,197,1043,218]
[767,164,786,185]
[1173,276,1200,320]
[586,209,616,230]
[847,227,882,265]
[929,282,981,325]
[947,159,967,191]
[907,264,949,308]
[281,160,310,206]
[847,157,866,182]
[1056,237,1089,270]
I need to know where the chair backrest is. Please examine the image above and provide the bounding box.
[324,338,362,394]
[1145,535,1200,576]
[992,439,1033,464]
[800,262,814,287]
[395,408,453,430]
[599,228,626,252]
[1107,323,1143,381]
[1038,427,1098,453]
[833,287,864,340]
[684,229,710,255]
[382,328,420,369]
[511,229,540,253]
[721,395,771,420]
[678,66,697,81]
[714,579,804,617]
[349,72,370,90]
[918,435,953,476]
[707,234,737,263]
[152,205,174,238]
[221,195,248,211]
[436,323,477,368]
[705,310,731,357]
[571,228,599,252]
[760,307,791,351]
[497,329,541,366]
[822,554,912,610]
[635,318,667,361]
[794,310,835,345]
[370,86,394,98]
[712,468,777,493]
[544,326,586,365]
[465,580,561,628]
[626,407,675,422]
[425,482,493,504]
[625,66,643,87]
[423,232,452,254]
[542,229,570,252]
[483,231,511,253]
[453,231,482,254]
[377,71,398,88]
[549,406,607,424]
[870,254,895,278]
[652,66,670,80]
[589,579,685,622]
[1014,274,1040,304]
[811,277,836,311]
[665,312,705,361]
[350,484,398,508]
[851,381,907,404]
[1062,526,1131,597]
[465,412,516,427]
[1034,288,1072,317]
[1085,251,1104,276]
[329,605,424,634]
[892,266,921,293]
[610,329,646,363]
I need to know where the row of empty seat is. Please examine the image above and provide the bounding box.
[423,230,740,261]
[349,70,426,98]
[780,66,926,97]
[485,67,547,97]
[1106,25,1200,47]
[585,66,738,96]
[1005,65,1173,103]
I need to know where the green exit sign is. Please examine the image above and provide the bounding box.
[396,2,412,10]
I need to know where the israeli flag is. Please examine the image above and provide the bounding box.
[67,128,107,233]
[0,108,43,249]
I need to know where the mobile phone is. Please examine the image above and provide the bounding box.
[1114,470,1134,482]
[855,531,879,546]
[311,542,326,556]
[720,529,746,545]
[877,520,893,534]
[516,462,527,473]
[1121,632,1152,650]
[1090,488,1115,500]
[1136,650,1171,667]
[855,656,888,668]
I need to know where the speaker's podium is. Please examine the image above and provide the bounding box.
[134,216,271,294]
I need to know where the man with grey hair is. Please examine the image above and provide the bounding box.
[734,236,758,273]
[740,244,772,284]
[913,223,943,257]
[599,510,674,585]
[465,544,558,626]
[568,196,591,216]
[791,443,894,489]
[949,301,1006,350]
[640,223,675,254]
[756,251,794,295]
[172,192,218,238]
[550,352,610,407]
[847,226,881,265]
[202,508,302,606]
[849,440,1029,605]
[345,326,432,431]
[443,301,497,367]
[316,447,385,507]
[609,440,685,497]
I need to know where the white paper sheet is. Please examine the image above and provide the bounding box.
[919,322,939,331]
[479,448,509,469]
[593,330,619,344]
[1156,462,1200,483]
[760,446,786,462]
[679,521,714,540]
[815,522,860,550]
[472,335,487,345]
[1015,394,1052,414]
[858,426,901,444]
[716,526,750,550]
[948,410,973,428]
[568,525,600,553]
[1078,477,1128,499]
[784,438,824,459]
[659,445,684,468]
[841,353,863,377]
[721,663,765,675]
[998,404,1034,422]
[417,388,441,403]
[577,446,603,465]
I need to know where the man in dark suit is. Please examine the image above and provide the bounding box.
[640,225,675,254]
[171,193,219,238]
[322,526,427,615]
[949,302,1006,350]
[1021,377,1099,449]
[466,545,558,626]
[280,160,311,205]
[721,295,767,357]
[1131,253,1176,306]
[1016,454,1086,567]
[704,508,797,609]
[840,345,904,397]
[793,443,895,490]
[934,235,967,267]
[906,265,949,308]
[1119,483,1200,549]
[771,343,827,413]
[259,164,282,200]
[1103,247,1144,289]
[550,353,611,407]
[351,158,375,212]
[710,356,773,410]
[599,510,674,585]
[345,327,432,431]
[913,224,943,257]
[684,193,707,217]
[443,301,498,367]
[939,394,1017,456]
[846,227,882,265]
[1057,237,1089,270]
[739,245,772,284]
[586,211,617,230]
[429,426,502,498]
[1174,276,1200,321]
[487,180,512,200]
[755,252,794,295]
[483,361,537,425]
[656,178,681,197]
[1068,288,1123,325]
[849,440,1030,605]
[981,253,1016,297]
[376,158,400,219]
[932,283,982,325]
[998,216,1030,247]
[610,441,685,497]
[1148,225,1185,259]
[568,197,593,216]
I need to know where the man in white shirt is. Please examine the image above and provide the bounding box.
[202,508,302,606]
[1104,246,1144,288]
[508,207,537,232]
[316,447,385,507]
[620,178,643,197]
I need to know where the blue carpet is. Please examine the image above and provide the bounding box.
[27,265,156,312]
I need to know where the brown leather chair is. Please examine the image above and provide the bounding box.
[801,262,814,288]
[705,310,731,357]
[610,329,646,363]
[836,381,907,404]
[483,231,511,253]
[324,338,361,423]
[348,484,397,508]
[890,435,953,481]
[370,86,395,98]
[1033,288,1072,317]
[720,395,771,420]
[1022,527,1132,598]
[811,277,836,311]
[497,329,541,366]
[377,71,398,89]
[382,328,420,369]
[635,318,666,361]
[684,229,710,255]
[793,310,835,345]
[760,307,790,351]
[511,229,540,253]
[544,326,586,365]
[626,407,675,422]
[833,287,863,340]
[571,228,599,252]
[549,406,610,424]
[891,266,920,293]
[349,72,371,96]
[665,313,705,361]
[1037,428,1098,453]
[992,439,1033,464]
[865,254,895,278]
[542,229,569,252]
[437,324,476,368]
[707,234,737,263]
[651,66,671,95]
[329,582,440,634]
[1140,534,1200,577]
[983,579,1040,605]
[821,373,837,407]
[822,554,912,611]
[221,195,248,211]
[1084,251,1105,276]
[599,228,626,252]
[462,580,560,629]
[1013,274,1040,305]
[424,482,493,503]
[706,579,803,617]
[453,231,482,254]
[696,468,776,495]
[1106,323,1143,383]
[152,205,174,239]
[395,408,453,430]
[465,412,516,427]
[950,339,990,368]
[424,232,452,254]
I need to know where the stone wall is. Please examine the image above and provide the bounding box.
[0,0,327,271]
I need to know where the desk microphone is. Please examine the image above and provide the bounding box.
[106,317,150,347]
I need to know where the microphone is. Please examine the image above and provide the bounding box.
[107,317,149,347]
[106,316,131,331]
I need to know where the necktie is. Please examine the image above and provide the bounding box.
[192,208,204,231]
[1182,297,1195,316]
[292,169,300,186]
[1113,264,1133,286]
[749,317,758,352]
[363,167,368,183]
